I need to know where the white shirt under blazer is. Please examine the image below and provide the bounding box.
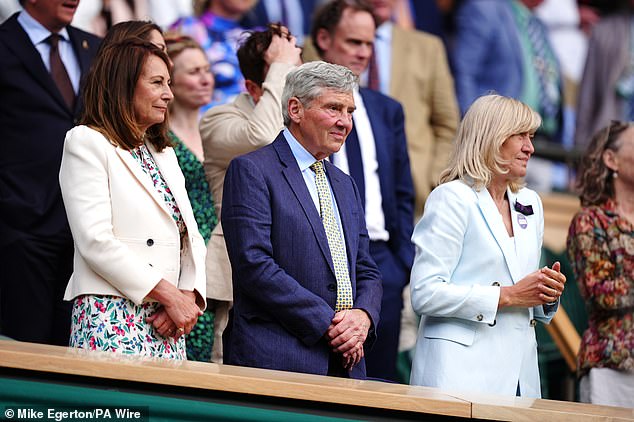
[59,125,206,306]
[409,179,556,398]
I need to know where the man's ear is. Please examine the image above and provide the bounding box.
[245,80,263,103]
[287,97,304,124]
[315,28,332,54]
[603,148,618,172]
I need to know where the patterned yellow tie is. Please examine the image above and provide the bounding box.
[310,161,353,311]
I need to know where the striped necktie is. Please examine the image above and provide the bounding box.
[310,161,353,311]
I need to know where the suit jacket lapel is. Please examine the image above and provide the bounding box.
[1,15,70,113]
[360,88,390,205]
[68,26,97,115]
[114,146,173,217]
[389,26,406,97]
[475,187,522,283]
[273,135,337,276]
[507,189,533,276]
[147,143,194,223]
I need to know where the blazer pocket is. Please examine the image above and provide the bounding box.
[422,316,476,346]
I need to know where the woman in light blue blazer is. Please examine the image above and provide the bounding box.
[409,95,566,398]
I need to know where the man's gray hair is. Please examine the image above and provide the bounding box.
[282,61,357,126]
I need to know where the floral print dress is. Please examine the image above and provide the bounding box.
[69,144,187,359]
[567,198,634,377]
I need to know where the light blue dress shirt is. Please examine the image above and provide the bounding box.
[18,9,82,93]
[282,128,349,253]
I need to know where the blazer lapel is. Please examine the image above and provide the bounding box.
[1,15,70,113]
[507,189,534,275]
[147,143,193,223]
[114,146,173,217]
[475,187,522,283]
[68,26,97,115]
[273,135,336,276]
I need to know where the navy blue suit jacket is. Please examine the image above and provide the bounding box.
[222,133,382,379]
[0,13,101,242]
[350,88,415,274]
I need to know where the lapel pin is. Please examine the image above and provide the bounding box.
[82,40,89,50]
[514,200,534,216]
[517,214,528,229]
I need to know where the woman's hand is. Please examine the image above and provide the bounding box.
[146,307,177,338]
[148,279,203,337]
[498,262,566,309]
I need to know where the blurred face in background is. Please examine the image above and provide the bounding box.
[316,8,375,76]
[170,47,214,109]
[368,0,394,25]
[25,0,80,32]
[210,0,257,19]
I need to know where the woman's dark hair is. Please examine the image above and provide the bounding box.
[80,38,171,151]
[576,120,631,206]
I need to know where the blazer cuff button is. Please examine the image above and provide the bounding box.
[476,314,484,322]
[146,239,154,246]
[529,319,537,327]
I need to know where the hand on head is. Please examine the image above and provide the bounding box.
[264,26,302,66]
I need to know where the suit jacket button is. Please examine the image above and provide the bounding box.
[529,319,537,327]
[492,281,501,287]
[476,314,483,322]
[327,284,336,292]
[146,239,154,246]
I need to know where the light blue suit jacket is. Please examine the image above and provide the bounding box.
[409,180,556,397]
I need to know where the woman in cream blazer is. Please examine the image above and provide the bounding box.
[59,39,205,359]
[409,95,566,397]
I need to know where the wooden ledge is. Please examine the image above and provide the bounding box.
[0,340,469,418]
[1,340,632,420]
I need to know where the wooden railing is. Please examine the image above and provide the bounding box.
[0,340,631,421]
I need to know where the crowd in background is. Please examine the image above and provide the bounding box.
[0,0,632,409]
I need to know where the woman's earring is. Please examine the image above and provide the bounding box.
[613,170,619,179]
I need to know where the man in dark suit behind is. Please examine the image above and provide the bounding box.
[311,0,415,381]
[222,61,382,379]
[0,0,100,345]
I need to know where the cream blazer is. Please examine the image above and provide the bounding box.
[409,180,556,398]
[59,125,206,306]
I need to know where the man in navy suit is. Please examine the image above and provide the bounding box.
[0,0,100,345]
[222,61,382,379]
[311,0,415,381]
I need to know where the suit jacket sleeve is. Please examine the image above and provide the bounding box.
[222,156,335,346]
[59,128,163,304]
[451,1,493,115]
[428,35,459,188]
[410,184,499,324]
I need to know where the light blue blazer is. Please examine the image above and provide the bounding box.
[409,180,556,398]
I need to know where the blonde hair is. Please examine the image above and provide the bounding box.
[439,94,541,193]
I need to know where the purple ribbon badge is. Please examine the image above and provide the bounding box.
[514,200,534,216]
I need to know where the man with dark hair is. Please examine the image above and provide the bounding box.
[308,0,415,381]
[0,0,100,345]
[199,24,301,362]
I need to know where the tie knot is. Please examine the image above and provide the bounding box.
[310,161,324,174]
[47,33,61,48]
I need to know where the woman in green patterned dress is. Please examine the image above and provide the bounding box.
[165,33,218,361]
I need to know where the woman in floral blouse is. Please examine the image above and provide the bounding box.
[567,121,634,407]
[59,39,206,359]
